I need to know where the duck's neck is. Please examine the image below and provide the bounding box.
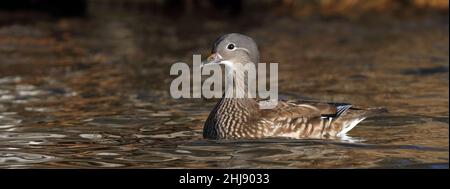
[220,62,259,111]
[223,61,256,99]
[204,64,259,139]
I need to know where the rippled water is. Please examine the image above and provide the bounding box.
[0,9,448,168]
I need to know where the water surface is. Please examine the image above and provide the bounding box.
[0,9,448,168]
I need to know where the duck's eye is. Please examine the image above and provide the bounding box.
[227,43,235,50]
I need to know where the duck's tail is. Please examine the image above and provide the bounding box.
[335,107,387,136]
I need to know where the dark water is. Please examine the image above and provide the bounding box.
[0,9,448,168]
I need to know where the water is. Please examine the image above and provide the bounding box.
[0,9,448,168]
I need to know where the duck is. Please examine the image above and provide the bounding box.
[201,33,387,140]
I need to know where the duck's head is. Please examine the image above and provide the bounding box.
[202,33,259,68]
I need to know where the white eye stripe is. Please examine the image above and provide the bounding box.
[235,47,250,54]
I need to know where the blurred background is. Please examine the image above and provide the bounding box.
[0,0,448,168]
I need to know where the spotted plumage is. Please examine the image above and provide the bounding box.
[202,33,387,140]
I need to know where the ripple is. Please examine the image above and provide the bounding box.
[25,107,55,112]
[330,142,448,152]
[0,76,21,84]
[96,152,120,156]
[0,125,17,129]
[0,113,22,130]
[0,89,9,95]
[86,116,151,128]
[0,151,56,165]
[0,94,14,101]
[18,90,43,97]
[363,115,429,126]
[149,111,173,117]
[0,133,66,139]
[118,154,178,163]
[56,160,126,168]
[147,131,198,139]
[79,134,103,139]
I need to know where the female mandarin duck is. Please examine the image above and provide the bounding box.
[201,33,386,140]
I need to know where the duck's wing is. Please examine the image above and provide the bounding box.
[259,100,321,119]
[259,99,352,119]
[258,99,386,138]
[258,100,337,138]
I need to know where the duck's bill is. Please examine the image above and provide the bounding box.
[201,53,223,67]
